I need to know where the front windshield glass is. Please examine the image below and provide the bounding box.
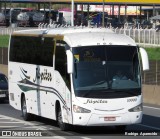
[72,45,141,98]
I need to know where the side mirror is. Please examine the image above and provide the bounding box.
[140,47,149,71]
[66,50,73,74]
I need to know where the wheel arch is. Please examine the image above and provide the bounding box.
[21,92,25,109]
[55,100,61,121]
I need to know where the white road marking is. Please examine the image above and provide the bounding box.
[1,105,160,138]
[138,124,160,130]
[0,114,61,137]
[81,137,91,139]
[52,136,66,139]
[0,114,46,130]
[0,137,53,139]
[139,105,160,130]
[0,117,10,120]
[143,105,160,110]
[0,126,18,128]
[0,121,24,123]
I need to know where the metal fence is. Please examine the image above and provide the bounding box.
[38,23,160,47]
[0,47,160,85]
[0,27,37,35]
[142,60,160,85]
[0,27,21,35]
[0,26,160,47]
[114,28,160,47]
[0,47,8,65]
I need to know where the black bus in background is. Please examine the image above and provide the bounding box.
[1,8,23,26]
[40,9,64,25]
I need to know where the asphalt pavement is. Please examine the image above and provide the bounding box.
[0,100,160,139]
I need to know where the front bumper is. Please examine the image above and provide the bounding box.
[73,111,142,126]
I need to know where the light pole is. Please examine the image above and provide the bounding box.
[9,0,12,26]
[71,0,74,26]
[102,0,105,27]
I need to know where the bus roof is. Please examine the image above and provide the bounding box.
[12,27,137,47]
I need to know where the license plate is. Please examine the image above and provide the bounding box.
[104,117,116,121]
[0,94,6,98]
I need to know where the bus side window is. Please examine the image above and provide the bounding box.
[10,36,54,67]
[55,46,71,90]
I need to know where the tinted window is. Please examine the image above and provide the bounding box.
[72,45,141,98]
[55,46,70,90]
[106,46,137,61]
[10,36,54,66]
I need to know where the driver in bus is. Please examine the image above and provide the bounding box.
[112,70,128,80]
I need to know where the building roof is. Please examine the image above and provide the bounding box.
[2,0,160,5]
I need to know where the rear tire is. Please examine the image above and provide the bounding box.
[21,96,32,121]
[57,106,69,131]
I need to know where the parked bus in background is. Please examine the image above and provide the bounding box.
[8,27,149,131]
[58,8,72,25]
[2,8,22,26]
[17,12,30,27]
[17,10,45,27]
[40,9,58,24]
[17,8,32,27]
[31,11,45,26]
[0,12,5,26]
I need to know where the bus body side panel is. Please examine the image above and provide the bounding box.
[9,62,72,123]
[54,71,72,124]
[9,62,24,111]
[9,63,55,119]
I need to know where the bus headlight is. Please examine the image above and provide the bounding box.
[73,105,91,113]
[128,103,143,112]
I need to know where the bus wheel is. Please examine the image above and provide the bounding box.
[57,106,69,131]
[21,96,31,121]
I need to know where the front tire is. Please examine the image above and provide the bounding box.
[57,106,69,131]
[21,96,31,121]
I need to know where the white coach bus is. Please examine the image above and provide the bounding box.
[8,27,149,131]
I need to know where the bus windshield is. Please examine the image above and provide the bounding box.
[72,45,141,98]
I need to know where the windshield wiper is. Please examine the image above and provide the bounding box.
[94,80,106,85]
[110,89,139,96]
[80,88,139,98]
